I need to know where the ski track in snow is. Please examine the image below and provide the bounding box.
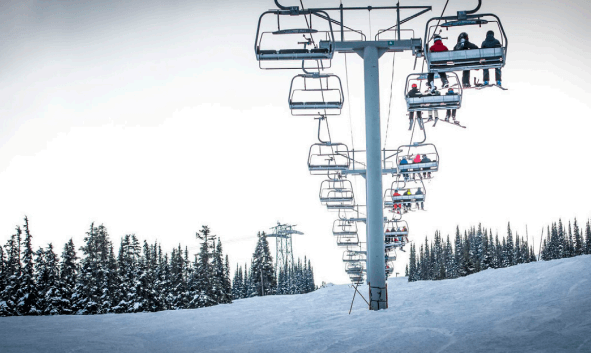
[0,255,590,353]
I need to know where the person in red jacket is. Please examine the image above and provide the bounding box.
[427,34,449,92]
[412,154,422,180]
[392,190,402,213]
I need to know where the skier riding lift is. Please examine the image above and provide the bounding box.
[454,32,479,88]
[445,88,458,122]
[408,83,423,130]
[427,34,449,93]
[481,30,503,86]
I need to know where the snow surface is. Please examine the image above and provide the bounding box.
[1,256,590,353]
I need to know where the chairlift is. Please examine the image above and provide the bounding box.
[336,234,359,247]
[405,73,462,111]
[345,262,365,275]
[396,143,439,177]
[424,13,507,73]
[343,250,364,263]
[349,275,364,283]
[308,142,350,175]
[319,179,354,205]
[332,219,358,237]
[289,74,344,116]
[385,181,427,212]
[255,10,335,69]
[384,219,409,237]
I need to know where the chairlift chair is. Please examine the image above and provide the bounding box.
[345,262,365,275]
[396,143,440,176]
[405,73,462,111]
[289,74,344,116]
[385,182,427,212]
[424,13,508,73]
[332,219,358,237]
[308,142,350,175]
[255,10,335,69]
[336,234,359,247]
[384,219,409,237]
[349,275,364,283]
[342,250,363,263]
[319,179,354,205]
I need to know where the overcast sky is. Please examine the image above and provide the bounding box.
[1,0,590,284]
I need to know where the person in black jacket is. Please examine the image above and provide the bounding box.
[407,83,423,130]
[454,32,479,87]
[481,30,502,86]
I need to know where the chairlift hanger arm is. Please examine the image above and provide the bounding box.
[375,8,432,40]
[465,0,482,15]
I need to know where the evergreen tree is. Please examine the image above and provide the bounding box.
[0,227,22,316]
[250,232,276,296]
[408,243,418,282]
[585,220,591,255]
[37,244,66,315]
[506,223,514,266]
[16,217,38,315]
[573,219,583,256]
[193,226,215,307]
[60,239,78,314]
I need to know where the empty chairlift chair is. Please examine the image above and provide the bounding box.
[254,10,335,69]
[336,233,359,247]
[345,262,365,275]
[320,179,355,210]
[289,74,344,116]
[424,13,507,73]
[342,250,364,263]
[308,142,350,175]
[405,73,462,111]
[332,219,358,237]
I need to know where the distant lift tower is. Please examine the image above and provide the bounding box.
[267,222,304,273]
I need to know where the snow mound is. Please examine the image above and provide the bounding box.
[0,256,590,353]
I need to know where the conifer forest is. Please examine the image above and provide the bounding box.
[0,217,315,316]
[407,219,591,282]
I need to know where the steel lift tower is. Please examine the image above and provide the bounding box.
[255,0,504,311]
[267,222,304,274]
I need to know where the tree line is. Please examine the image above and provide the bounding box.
[0,218,232,316]
[0,218,316,316]
[231,232,316,300]
[407,218,591,282]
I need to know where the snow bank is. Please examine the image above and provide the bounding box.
[0,256,590,353]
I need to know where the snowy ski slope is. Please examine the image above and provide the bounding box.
[0,255,589,353]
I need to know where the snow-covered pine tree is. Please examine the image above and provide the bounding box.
[16,217,38,315]
[232,264,242,299]
[249,232,276,296]
[454,227,463,277]
[0,227,22,316]
[557,220,566,259]
[38,244,66,315]
[0,245,5,299]
[242,263,250,298]
[585,219,591,255]
[514,234,522,264]
[60,239,78,314]
[193,226,215,307]
[223,255,232,303]
[210,239,225,304]
[306,258,315,292]
[408,243,417,282]
[573,219,583,256]
[506,223,514,266]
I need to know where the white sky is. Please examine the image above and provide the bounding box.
[1,0,590,284]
